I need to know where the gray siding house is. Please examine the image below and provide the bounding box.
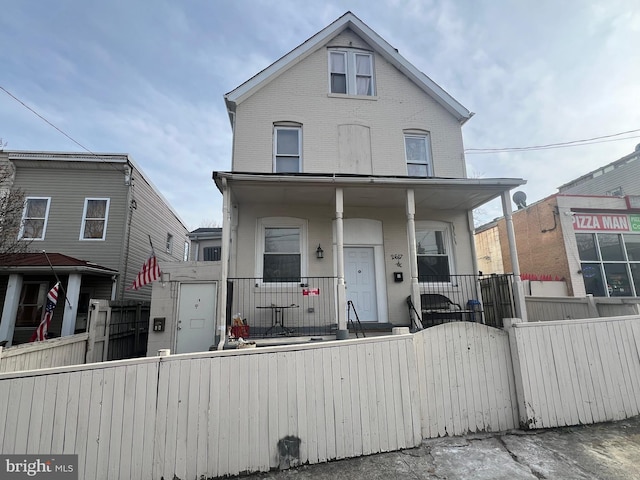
[0,150,189,345]
[188,227,222,261]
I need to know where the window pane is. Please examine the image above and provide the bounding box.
[405,136,427,163]
[576,233,598,261]
[330,52,346,73]
[83,220,105,239]
[263,254,300,282]
[275,157,300,173]
[23,219,44,239]
[26,199,47,217]
[598,233,625,261]
[86,199,107,218]
[356,76,371,95]
[581,263,605,296]
[416,230,446,255]
[355,54,371,75]
[331,74,347,94]
[630,264,640,296]
[276,129,299,155]
[604,263,632,296]
[265,228,299,253]
[624,234,640,261]
[407,163,428,177]
[417,256,450,282]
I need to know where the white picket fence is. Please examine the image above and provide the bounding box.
[506,315,640,429]
[0,333,88,373]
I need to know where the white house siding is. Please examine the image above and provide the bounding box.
[232,28,466,179]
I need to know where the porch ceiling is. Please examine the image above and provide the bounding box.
[213,172,526,211]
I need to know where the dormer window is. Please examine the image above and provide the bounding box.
[329,50,374,96]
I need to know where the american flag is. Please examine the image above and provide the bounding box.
[30,282,60,342]
[128,253,161,290]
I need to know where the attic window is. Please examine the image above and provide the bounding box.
[329,50,374,96]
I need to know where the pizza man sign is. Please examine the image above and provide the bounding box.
[572,213,640,232]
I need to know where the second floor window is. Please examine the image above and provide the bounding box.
[274,126,301,173]
[329,50,374,96]
[166,233,173,253]
[80,198,109,240]
[405,134,432,177]
[20,197,51,240]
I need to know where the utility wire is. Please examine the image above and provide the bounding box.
[465,128,640,154]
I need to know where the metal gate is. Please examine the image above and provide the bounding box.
[480,274,515,328]
[106,301,150,360]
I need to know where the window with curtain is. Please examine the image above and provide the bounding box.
[405,133,432,177]
[416,223,452,282]
[274,126,301,172]
[328,50,374,96]
[263,226,301,282]
[80,198,109,240]
[20,197,51,240]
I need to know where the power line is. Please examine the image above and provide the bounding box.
[465,128,640,154]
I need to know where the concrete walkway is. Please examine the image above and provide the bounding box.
[234,415,640,479]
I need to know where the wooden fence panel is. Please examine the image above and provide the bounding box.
[507,316,640,429]
[0,333,88,373]
[413,322,519,437]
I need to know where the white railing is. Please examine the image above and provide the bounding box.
[525,295,640,321]
[0,333,88,373]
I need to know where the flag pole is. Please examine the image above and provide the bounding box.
[42,250,72,308]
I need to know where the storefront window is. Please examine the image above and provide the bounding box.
[598,234,625,261]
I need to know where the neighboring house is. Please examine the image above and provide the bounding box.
[475,146,640,297]
[212,11,526,341]
[0,150,189,345]
[188,227,222,261]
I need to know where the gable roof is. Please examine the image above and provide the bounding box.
[224,11,473,125]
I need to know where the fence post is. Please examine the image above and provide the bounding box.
[503,317,535,429]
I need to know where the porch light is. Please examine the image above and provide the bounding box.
[316,244,324,259]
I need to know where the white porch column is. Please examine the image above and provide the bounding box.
[0,274,23,346]
[501,191,528,322]
[406,189,421,327]
[61,273,81,336]
[217,178,232,349]
[335,187,348,339]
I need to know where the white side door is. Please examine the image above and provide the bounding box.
[176,283,217,354]
[344,247,378,322]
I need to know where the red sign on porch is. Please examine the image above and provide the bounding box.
[302,288,320,296]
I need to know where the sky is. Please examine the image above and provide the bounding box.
[1,0,639,229]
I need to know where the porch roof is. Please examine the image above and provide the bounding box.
[0,253,118,276]
[212,172,526,211]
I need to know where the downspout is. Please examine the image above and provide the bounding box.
[120,160,135,301]
[217,177,231,350]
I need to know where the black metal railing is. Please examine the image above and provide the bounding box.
[226,277,338,338]
[417,273,515,329]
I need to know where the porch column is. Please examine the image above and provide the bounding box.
[335,187,348,339]
[0,274,23,346]
[61,273,82,337]
[217,177,232,349]
[501,191,528,322]
[406,189,421,326]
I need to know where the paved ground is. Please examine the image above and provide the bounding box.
[233,415,640,479]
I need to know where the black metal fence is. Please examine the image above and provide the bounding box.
[226,277,337,338]
[417,273,515,329]
[107,301,149,360]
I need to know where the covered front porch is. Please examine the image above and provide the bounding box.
[214,172,526,347]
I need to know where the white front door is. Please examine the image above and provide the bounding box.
[344,247,378,322]
[176,283,217,354]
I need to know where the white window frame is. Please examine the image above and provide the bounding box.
[415,221,455,283]
[79,198,110,241]
[328,49,375,96]
[404,133,433,177]
[256,217,308,285]
[273,126,302,173]
[19,197,51,240]
[183,241,190,261]
[166,233,173,254]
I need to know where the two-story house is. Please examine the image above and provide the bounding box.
[0,150,189,345]
[213,12,526,341]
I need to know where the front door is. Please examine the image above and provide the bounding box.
[344,247,378,322]
[176,283,217,354]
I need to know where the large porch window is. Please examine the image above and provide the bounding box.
[258,217,307,283]
[416,222,453,282]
